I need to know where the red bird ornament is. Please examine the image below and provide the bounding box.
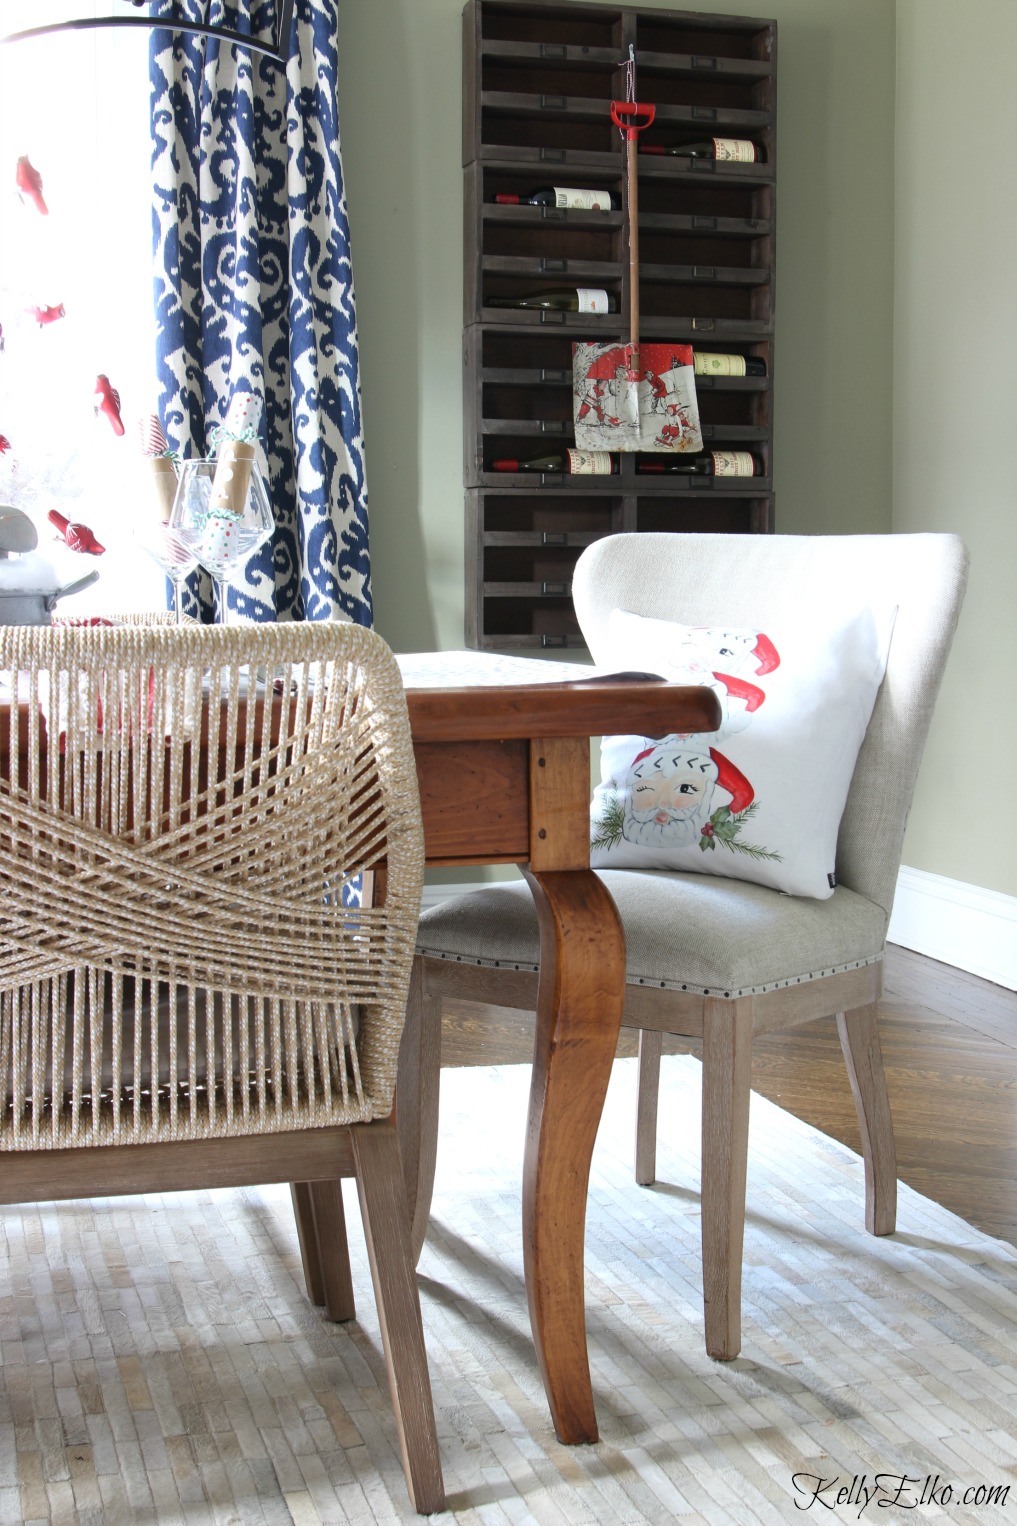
[28,303,65,328]
[15,155,48,215]
[47,509,105,556]
[94,374,124,436]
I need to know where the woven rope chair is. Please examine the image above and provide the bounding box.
[0,619,443,1514]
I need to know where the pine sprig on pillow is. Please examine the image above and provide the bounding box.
[701,802,782,862]
[590,792,626,853]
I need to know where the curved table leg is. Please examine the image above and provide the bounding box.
[521,866,625,1446]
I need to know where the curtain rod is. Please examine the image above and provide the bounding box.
[0,2,294,65]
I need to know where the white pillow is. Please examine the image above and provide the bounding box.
[589,603,896,899]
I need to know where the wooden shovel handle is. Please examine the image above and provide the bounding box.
[626,133,640,362]
[610,100,655,368]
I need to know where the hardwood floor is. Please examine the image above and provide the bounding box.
[439,944,1017,1247]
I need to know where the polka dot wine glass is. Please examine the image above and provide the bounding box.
[169,454,273,622]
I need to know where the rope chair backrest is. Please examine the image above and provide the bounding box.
[0,621,423,1150]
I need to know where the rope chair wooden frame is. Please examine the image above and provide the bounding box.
[0,619,443,1513]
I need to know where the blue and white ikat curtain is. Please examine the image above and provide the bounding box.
[149,1,371,624]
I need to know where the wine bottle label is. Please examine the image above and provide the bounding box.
[711,450,756,476]
[554,187,611,211]
[712,138,756,163]
[576,288,610,313]
[567,449,612,474]
[694,352,747,377]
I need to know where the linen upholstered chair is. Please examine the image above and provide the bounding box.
[403,531,968,1365]
[0,620,444,1514]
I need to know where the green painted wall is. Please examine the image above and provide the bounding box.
[339,0,1016,902]
[338,0,897,656]
[894,0,1017,897]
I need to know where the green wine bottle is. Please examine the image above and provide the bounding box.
[693,352,766,377]
[492,450,618,475]
[640,138,762,164]
[637,451,761,477]
[493,186,618,210]
[487,288,617,314]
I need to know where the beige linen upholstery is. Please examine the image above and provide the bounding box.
[407,532,968,1366]
[418,873,886,999]
[0,620,444,1513]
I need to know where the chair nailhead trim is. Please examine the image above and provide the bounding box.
[417,948,883,998]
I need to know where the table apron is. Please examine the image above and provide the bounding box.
[413,736,530,863]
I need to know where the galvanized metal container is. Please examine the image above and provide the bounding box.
[0,570,100,626]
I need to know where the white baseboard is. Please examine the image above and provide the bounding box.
[423,870,1017,993]
[887,866,1017,991]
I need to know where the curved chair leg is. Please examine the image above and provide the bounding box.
[700,995,753,1362]
[352,1121,445,1515]
[290,1180,357,1322]
[396,957,442,1265]
[635,1029,663,1186]
[837,1003,897,1236]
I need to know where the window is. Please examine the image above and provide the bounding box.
[0,3,165,616]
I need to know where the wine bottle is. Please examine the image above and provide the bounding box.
[487,288,617,314]
[639,138,763,164]
[492,450,617,475]
[637,451,761,477]
[693,352,767,378]
[493,186,618,211]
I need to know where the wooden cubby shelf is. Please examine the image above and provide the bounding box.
[463,0,777,651]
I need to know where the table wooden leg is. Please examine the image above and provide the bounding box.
[521,866,625,1445]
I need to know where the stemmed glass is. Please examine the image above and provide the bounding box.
[132,457,196,622]
[134,517,198,624]
[169,456,273,622]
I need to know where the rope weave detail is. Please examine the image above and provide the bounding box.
[0,622,424,1149]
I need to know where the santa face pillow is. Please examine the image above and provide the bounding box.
[589,604,896,899]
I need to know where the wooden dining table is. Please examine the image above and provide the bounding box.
[0,638,720,1452]
[392,652,721,1446]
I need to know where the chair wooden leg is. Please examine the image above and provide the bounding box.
[634,1029,662,1186]
[700,995,753,1362]
[289,1180,356,1322]
[351,1120,445,1515]
[290,1182,325,1303]
[396,957,443,1265]
[837,1002,898,1236]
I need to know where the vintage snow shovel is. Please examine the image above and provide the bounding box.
[573,93,703,454]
